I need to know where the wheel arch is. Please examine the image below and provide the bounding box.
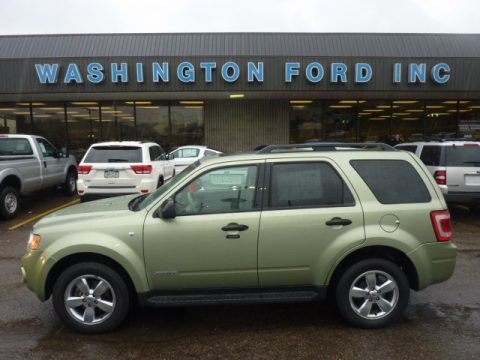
[1,173,22,192]
[45,253,137,302]
[327,246,419,296]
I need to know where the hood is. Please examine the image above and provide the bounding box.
[34,195,138,230]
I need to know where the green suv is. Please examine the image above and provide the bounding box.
[21,143,457,333]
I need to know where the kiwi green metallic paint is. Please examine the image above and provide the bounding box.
[21,149,457,332]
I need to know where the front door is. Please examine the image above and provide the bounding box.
[143,163,262,290]
[258,160,365,287]
[36,138,64,187]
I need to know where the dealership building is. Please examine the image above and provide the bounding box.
[1,32,480,157]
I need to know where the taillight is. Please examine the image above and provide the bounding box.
[431,210,452,242]
[78,165,92,174]
[433,170,447,185]
[463,143,479,146]
[131,165,152,174]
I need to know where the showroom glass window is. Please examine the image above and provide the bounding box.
[358,100,391,143]
[136,102,170,147]
[170,104,204,147]
[289,101,324,143]
[31,103,66,149]
[0,103,32,134]
[323,100,357,142]
[425,100,458,138]
[391,100,425,142]
[115,102,135,141]
[100,103,117,141]
[457,101,480,138]
[66,102,100,161]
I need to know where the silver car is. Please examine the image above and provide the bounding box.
[395,141,480,209]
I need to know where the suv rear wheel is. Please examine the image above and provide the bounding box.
[52,262,130,334]
[335,258,409,328]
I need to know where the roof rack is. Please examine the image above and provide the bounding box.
[257,142,396,154]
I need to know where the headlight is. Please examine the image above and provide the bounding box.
[27,233,41,251]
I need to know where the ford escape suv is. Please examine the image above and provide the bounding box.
[21,143,457,333]
[395,141,480,209]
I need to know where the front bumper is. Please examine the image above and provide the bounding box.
[408,241,457,290]
[21,250,51,301]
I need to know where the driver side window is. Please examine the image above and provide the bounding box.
[174,165,258,215]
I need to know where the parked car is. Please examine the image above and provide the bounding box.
[0,134,77,219]
[21,143,456,333]
[169,145,221,173]
[395,141,480,209]
[77,141,174,202]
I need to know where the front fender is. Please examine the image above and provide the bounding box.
[33,231,148,301]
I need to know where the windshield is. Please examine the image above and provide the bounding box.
[84,146,142,163]
[135,161,200,210]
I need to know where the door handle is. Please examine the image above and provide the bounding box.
[222,223,249,232]
[43,161,47,168]
[325,217,352,226]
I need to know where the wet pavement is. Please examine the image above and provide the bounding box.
[0,198,479,359]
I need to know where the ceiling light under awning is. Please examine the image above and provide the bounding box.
[229,94,245,99]
[290,100,313,104]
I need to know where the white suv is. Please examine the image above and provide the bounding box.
[77,141,175,201]
[395,141,480,209]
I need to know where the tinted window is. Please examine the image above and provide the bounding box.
[84,146,142,163]
[396,145,417,154]
[175,165,258,215]
[0,138,33,156]
[445,145,480,167]
[204,150,217,156]
[420,146,442,166]
[269,163,355,208]
[351,160,431,204]
[149,146,164,161]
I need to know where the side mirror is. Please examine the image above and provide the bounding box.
[61,147,70,158]
[156,198,176,219]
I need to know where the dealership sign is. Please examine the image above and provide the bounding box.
[34,61,451,85]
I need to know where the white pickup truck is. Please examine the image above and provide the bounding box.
[0,135,77,219]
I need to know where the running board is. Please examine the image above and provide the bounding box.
[139,287,327,307]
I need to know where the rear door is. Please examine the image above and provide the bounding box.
[81,145,143,191]
[257,159,365,287]
[445,143,480,194]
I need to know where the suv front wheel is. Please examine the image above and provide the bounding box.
[52,262,130,334]
[335,258,409,328]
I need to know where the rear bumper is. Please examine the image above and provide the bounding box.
[77,178,156,197]
[445,191,480,204]
[408,241,457,290]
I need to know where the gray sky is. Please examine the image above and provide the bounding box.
[0,0,479,35]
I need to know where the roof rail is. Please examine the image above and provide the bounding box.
[257,142,396,154]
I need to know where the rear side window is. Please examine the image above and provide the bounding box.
[396,145,417,154]
[445,145,480,167]
[269,162,355,208]
[84,146,142,163]
[175,148,200,158]
[420,146,442,166]
[0,138,33,155]
[351,160,431,204]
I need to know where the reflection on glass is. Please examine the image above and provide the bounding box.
[136,102,169,146]
[457,101,479,139]
[115,102,135,140]
[289,102,323,143]
[32,103,66,149]
[170,105,204,146]
[67,103,100,160]
[323,100,357,141]
[425,100,457,138]
[391,100,424,142]
[358,100,391,143]
[0,103,32,134]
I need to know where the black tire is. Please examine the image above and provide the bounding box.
[0,186,20,219]
[63,169,77,196]
[335,258,409,329]
[52,262,130,334]
[157,176,164,188]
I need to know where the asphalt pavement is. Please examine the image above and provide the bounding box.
[0,195,479,359]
